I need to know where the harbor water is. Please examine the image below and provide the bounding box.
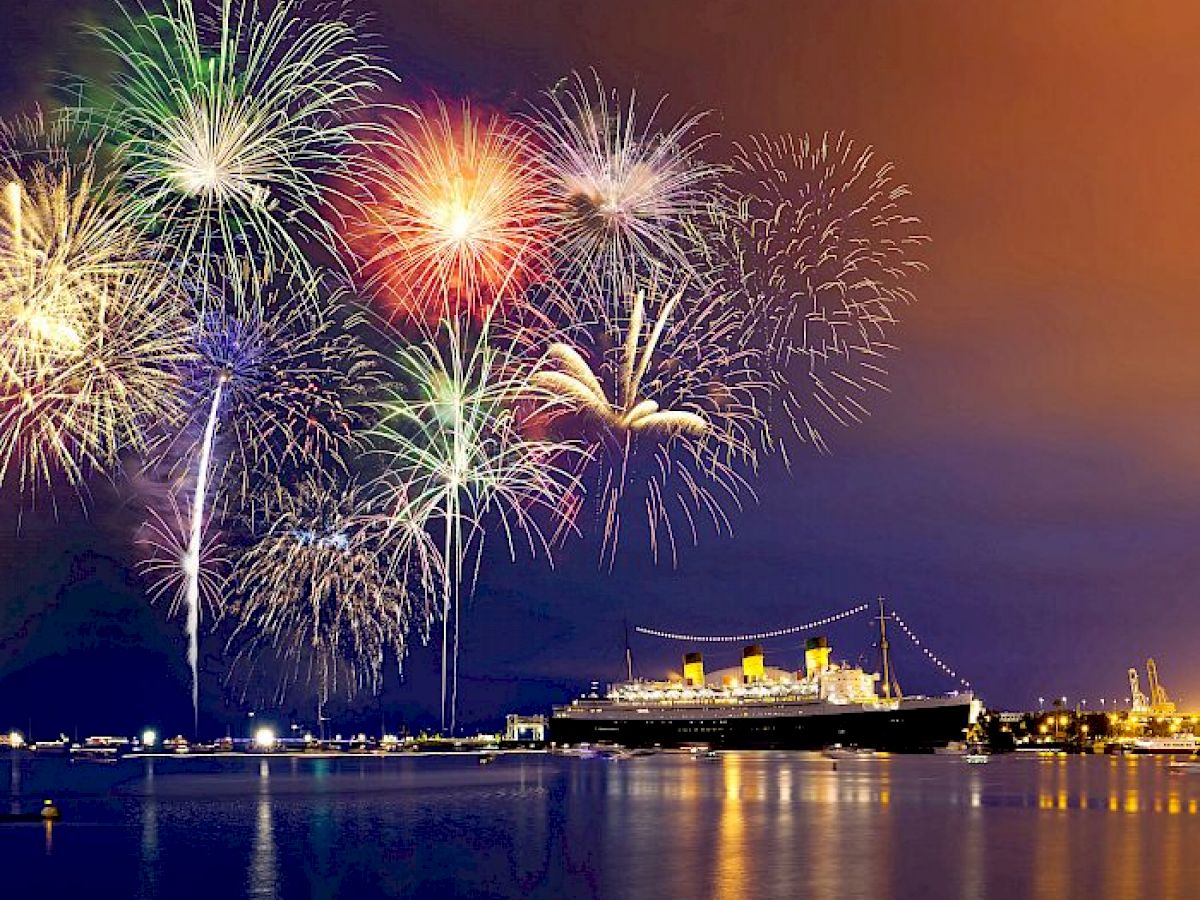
[4,751,1199,899]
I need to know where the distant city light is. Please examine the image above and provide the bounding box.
[7,731,23,749]
[142,729,158,748]
[254,727,277,750]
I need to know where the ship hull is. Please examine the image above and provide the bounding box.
[551,696,974,752]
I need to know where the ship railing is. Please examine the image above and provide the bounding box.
[603,691,821,708]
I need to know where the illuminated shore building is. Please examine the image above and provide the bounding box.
[505,715,548,744]
[981,657,1200,753]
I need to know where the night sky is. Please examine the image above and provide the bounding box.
[3,0,1200,737]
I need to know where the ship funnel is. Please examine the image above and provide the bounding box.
[742,644,765,683]
[805,637,831,678]
[683,652,705,687]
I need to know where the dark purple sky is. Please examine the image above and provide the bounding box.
[3,0,1200,736]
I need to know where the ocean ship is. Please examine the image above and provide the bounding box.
[552,607,980,752]
[1131,735,1199,755]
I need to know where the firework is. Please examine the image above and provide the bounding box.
[369,313,582,731]
[150,282,376,728]
[137,492,230,630]
[183,286,379,518]
[0,130,193,502]
[358,100,553,321]
[227,475,438,708]
[89,0,387,290]
[710,132,928,456]
[1,115,144,385]
[526,275,765,567]
[528,71,719,296]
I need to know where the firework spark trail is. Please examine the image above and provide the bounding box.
[528,71,720,300]
[710,132,927,457]
[523,274,765,566]
[176,287,377,522]
[358,100,554,321]
[135,283,375,724]
[183,377,224,732]
[370,312,583,731]
[136,489,230,687]
[89,0,389,292]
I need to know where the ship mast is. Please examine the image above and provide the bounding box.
[877,597,903,699]
[623,616,634,682]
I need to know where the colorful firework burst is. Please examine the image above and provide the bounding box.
[144,280,377,728]
[526,274,765,567]
[710,132,928,456]
[226,475,438,705]
[89,0,387,289]
[182,285,380,519]
[369,313,582,731]
[356,100,553,321]
[528,71,720,296]
[0,125,194,503]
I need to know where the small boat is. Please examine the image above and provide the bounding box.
[1168,759,1200,774]
[1132,736,1200,755]
[30,740,70,757]
[2,800,60,822]
[935,741,968,756]
[71,746,119,764]
[964,753,990,765]
[823,745,876,760]
[478,752,498,765]
[699,749,721,761]
[552,744,600,759]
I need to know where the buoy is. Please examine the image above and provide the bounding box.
[40,799,60,820]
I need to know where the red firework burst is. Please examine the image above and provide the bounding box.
[355,99,555,322]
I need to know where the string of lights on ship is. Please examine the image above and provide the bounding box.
[634,600,972,690]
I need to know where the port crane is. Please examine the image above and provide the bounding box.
[1129,658,1176,715]
[1147,658,1176,714]
[1128,668,1148,711]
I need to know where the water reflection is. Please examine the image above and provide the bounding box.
[9,752,21,815]
[962,768,986,898]
[1033,758,1069,900]
[250,758,277,899]
[12,753,1200,898]
[713,754,745,900]
[140,758,159,897]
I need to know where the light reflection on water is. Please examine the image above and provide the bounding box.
[5,752,1200,898]
[250,758,276,899]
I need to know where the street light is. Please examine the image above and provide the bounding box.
[142,729,158,748]
[253,727,277,751]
